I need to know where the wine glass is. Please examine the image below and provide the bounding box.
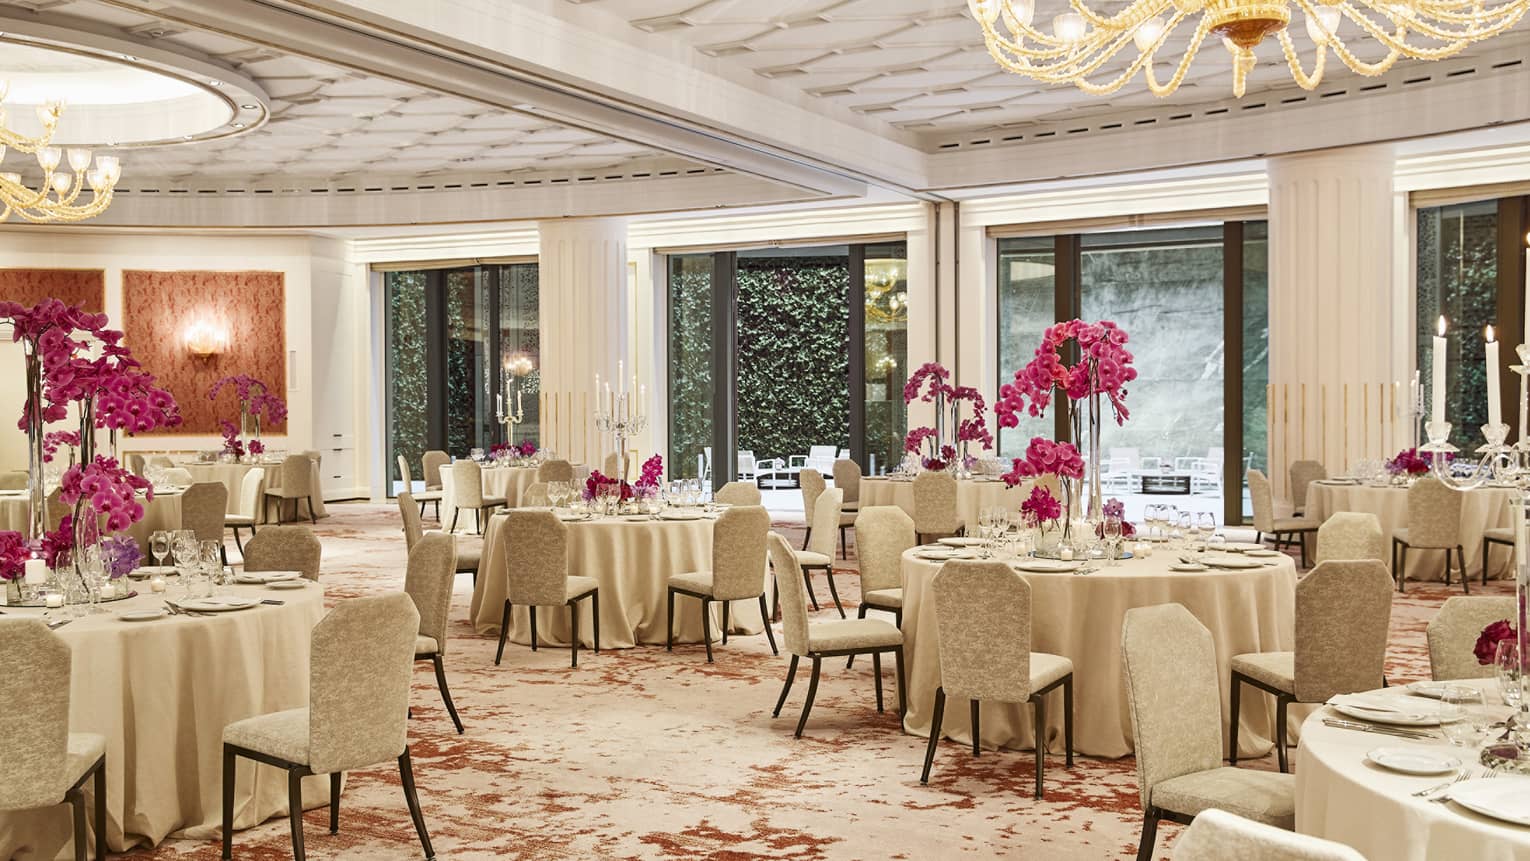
[150,530,170,571]
[1497,641,1523,708]
[1103,516,1123,565]
[199,540,223,596]
[1142,504,1162,540]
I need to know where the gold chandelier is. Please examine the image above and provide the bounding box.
[967,0,1530,98]
[0,83,121,223]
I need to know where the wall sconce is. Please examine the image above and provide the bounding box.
[184,318,228,358]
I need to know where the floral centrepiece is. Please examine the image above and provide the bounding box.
[1019,485,1062,530]
[208,374,286,446]
[901,362,992,472]
[1386,447,1432,476]
[1096,497,1138,540]
[996,319,1136,426]
[1001,437,1085,488]
[100,535,142,580]
[1478,619,1517,666]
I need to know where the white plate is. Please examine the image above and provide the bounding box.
[1328,695,1455,726]
[177,597,261,613]
[1244,549,1283,558]
[235,571,301,584]
[556,514,594,522]
[1013,560,1082,573]
[1406,681,1453,700]
[1170,563,1209,572]
[1449,777,1530,825]
[622,515,652,522]
[915,550,958,561]
[659,512,706,521]
[1365,747,1461,775]
[1205,557,1265,570]
[1316,479,1360,486]
[267,579,308,590]
[118,609,168,622]
[937,538,987,547]
[1221,542,1265,552]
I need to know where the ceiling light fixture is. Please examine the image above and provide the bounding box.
[0,83,120,223]
[966,0,1530,97]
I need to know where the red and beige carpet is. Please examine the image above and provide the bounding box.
[129,503,1505,860]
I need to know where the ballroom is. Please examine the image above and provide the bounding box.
[0,0,1527,859]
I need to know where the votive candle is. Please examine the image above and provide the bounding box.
[23,558,46,585]
[1431,317,1448,425]
[1486,325,1502,429]
[44,592,63,608]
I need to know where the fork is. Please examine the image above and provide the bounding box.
[1414,770,1472,798]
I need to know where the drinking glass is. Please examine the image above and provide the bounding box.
[1103,516,1123,565]
[1197,512,1217,536]
[1497,641,1523,708]
[1441,686,1488,746]
[199,541,223,596]
[150,530,170,570]
[1143,504,1163,539]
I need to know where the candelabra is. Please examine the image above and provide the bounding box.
[594,390,646,482]
[495,353,535,444]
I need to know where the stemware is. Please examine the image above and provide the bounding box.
[1142,504,1163,540]
[1497,642,1523,708]
[150,530,170,570]
[1441,686,1488,746]
[1103,516,1123,565]
[199,540,223,596]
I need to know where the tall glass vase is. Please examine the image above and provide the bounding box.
[23,342,46,540]
[240,404,262,444]
[1086,388,1103,523]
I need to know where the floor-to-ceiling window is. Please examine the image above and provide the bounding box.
[862,243,909,474]
[996,237,1057,458]
[667,254,715,480]
[1417,199,1501,452]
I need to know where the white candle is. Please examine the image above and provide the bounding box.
[1487,325,1502,428]
[496,394,503,416]
[1519,358,1528,443]
[150,575,166,593]
[1432,316,1448,425]
[1058,544,1074,561]
[45,592,63,608]
[23,558,46,585]
[100,581,116,600]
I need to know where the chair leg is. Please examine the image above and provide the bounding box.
[1063,675,1074,768]
[701,597,714,664]
[329,772,341,833]
[569,600,580,668]
[287,768,306,861]
[307,496,317,525]
[590,592,599,655]
[824,568,845,618]
[666,588,675,652]
[69,786,85,861]
[233,526,245,555]
[398,749,435,860]
[449,509,459,534]
[758,594,778,655]
[1483,538,1492,587]
[971,700,982,756]
[895,646,906,720]
[529,606,539,651]
[1459,546,1470,595]
[1397,543,1408,593]
[849,605,868,668]
[432,654,464,734]
[839,526,848,559]
[93,759,105,861]
[794,656,822,738]
[1033,693,1046,799]
[773,654,799,717]
[1136,812,1160,861]
[921,686,947,784]
[1229,674,1242,765]
[872,651,884,713]
[495,601,512,665]
[1276,695,1290,774]
[801,527,812,551]
[802,569,820,611]
[221,747,235,859]
[722,601,730,645]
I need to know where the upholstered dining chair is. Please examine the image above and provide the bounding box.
[0,469,28,490]
[397,455,442,518]
[493,510,599,668]
[420,451,449,520]
[405,532,464,734]
[846,506,913,669]
[1391,476,1467,593]
[1229,560,1392,773]
[264,454,318,525]
[1482,526,1514,587]
[913,470,963,544]
[791,487,846,617]
[221,593,433,861]
[832,458,862,558]
[521,482,550,508]
[920,561,1074,798]
[243,525,323,582]
[181,481,231,564]
[1427,596,1516,681]
[1286,460,1327,518]
[0,619,107,861]
[798,469,826,550]
[602,452,621,480]
[714,481,761,506]
[1122,603,1295,861]
[398,492,480,579]
[1247,469,1317,567]
[1313,512,1385,567]
[448,460,506,535]
[666,505,774,662]
[1174,808,1365,861]
[537,459,574,483]
[766,532,905,737]
[223,467,265,556]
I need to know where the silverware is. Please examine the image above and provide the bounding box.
[1322,718,1435,740]
[1413,770,1472,797]
[46,618,71,630]
[1429,770,1480,802]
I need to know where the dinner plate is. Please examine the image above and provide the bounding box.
[1013,560,1082,573]
[915,549,958,561]
[119,609,168,622]
[1316,479,1360,485]
[267,579,308,590]
[1328,695,1455,726]
[937,538,986,547]
[622,515,652,522]
[177,596,261,613]
[1170,563,1209,572]
[1365,747,1461,775]
[1221,542,1265,552]
[1244,549,1283,558]
[556,513,595,522]
[129,565,178,579]
[1406,681,1453,700]
[235,571,300,584]
[659,512,706,521]
[1205,556,1265,570]
[1448,777,1530,825]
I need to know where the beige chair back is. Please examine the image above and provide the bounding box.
[603,452,621,480]
[1428,596,1517,681]
[767,532,811,656]
[1121,603,1222,813]
[126,455,146,477]
[148,455,175,470]
[451,460,486,508]
[1315,512,1384,566]
[1175,808,1366,861]
[0,620,72,810]
[806,487,843,557]
[1294,560,1393,702]
[1247,469,1276,533]
[1406,477,1462,548]
[832,459,862,507]
[715,481,761,506]
[238,467,266,518]
[913,470,961,535]
[308,593,419,775]
[522,482,550,508]
[396,454,414,488]
[398,491,424,551]
[244,525,323,581]
[404,533,458,657]
[855,506,914,593]
[181,481,229,542]
[0,470,27,490]
[504,510,569,607]
[933,560,1035,702]
[279,455,313,496]
[799,469,825,523]
[1288,460,1327,512]
[537,459,574,483]
[421,451,449,490]
[710,506,770,601]
[45,488,67,533]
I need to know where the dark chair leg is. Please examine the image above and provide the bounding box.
[222,747,235,860]
[802,569,820,611]
[758,594,778,655]
[495,601,512,665]
[329,772,341,833]
[449,509,459,534]
[1276,695,1290,773]
[1229,674,1242,765]
[233,526,245,555]
[69,786,85,861]
[398,749,434,860]
[794,656,822,738]
[1459,546,1470,594]
[1443,547,1452,587]
[801,527,812,551]
[529,606,538,651]
[722,601,731,645]
[840,526,848,559]
[971,700,981,756]
[1136,812,1160,861]
[307,496,317,524]
[701,597,714,663]
[287,768,306,861]
[895,645,906,720]
[1033,693,1047,799]
[872,651,884,713]
[1398,543,1408,593]
[569,600,580,668]
[824,568,845,618]
[1483,538,1492,586]
[849,605,868,668]
[773,655,799,717]
[1063,675,1074,767]
[921,686,947,784]
[93,759,105,861]
[591,592,600,655]
[666,589,675,652]
[432,654,464,734]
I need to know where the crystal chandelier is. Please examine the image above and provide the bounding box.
[0,83,121,223]
[967,0,1530,98]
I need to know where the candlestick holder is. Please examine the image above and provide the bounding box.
[495,353,535,444]
[595,389,647,482]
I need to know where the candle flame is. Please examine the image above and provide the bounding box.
[1487,324,1496,343]
[1437,316,1447,337]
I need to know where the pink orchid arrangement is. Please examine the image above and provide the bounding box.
[996,319,1136,428]
[1096,498,1137,539]
[219,419,248,459]
[100,535,142,580]
[1386,447,1432,476]
[903,362,951,404]
[488,442,511,459]
[1019,486,1062,529]
[1001,437,1086,488]
[1477,619,1517,666]
[636,454,664,490]
[0,531,27,581]
[902,363,993,469]
[516,440,538,458]
[583,470,633,503]
[61,455,152,534]
[208,374,288,426]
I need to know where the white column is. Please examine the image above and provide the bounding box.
[1267,144,1401,505]
[537,217,630,469]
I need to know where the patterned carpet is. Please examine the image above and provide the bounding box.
[126,502,1510,860]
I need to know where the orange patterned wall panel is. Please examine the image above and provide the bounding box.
[0,268,105,311]
[122,270,287,436]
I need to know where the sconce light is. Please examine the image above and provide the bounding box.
[184,318,228,358]
[504,351,536,377]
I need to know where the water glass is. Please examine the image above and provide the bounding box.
[199,541,223,596]
[1441,685,1488,746]
[1497,641,1523,707]
[150,530,170,569]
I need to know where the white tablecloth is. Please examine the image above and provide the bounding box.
[0,490,182,549]
[1307,482,1515,580]
[0,580,328,856]
[859,477,1029,526]
[182,461,328,523]
[467,510,770,649]
[1296,679,1530,860]
[439,466,541,531]
[901,548,1298,758]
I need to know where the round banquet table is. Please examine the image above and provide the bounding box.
[901,547,1298,758]
[182,461,329,523]
[439,465,540,531]
[0,579,328,857]
[859,476,1028,525]
[1296,678,1530,860]
[1306,481,1515,580]
[0,489,182,548]
[467,509,771,649]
